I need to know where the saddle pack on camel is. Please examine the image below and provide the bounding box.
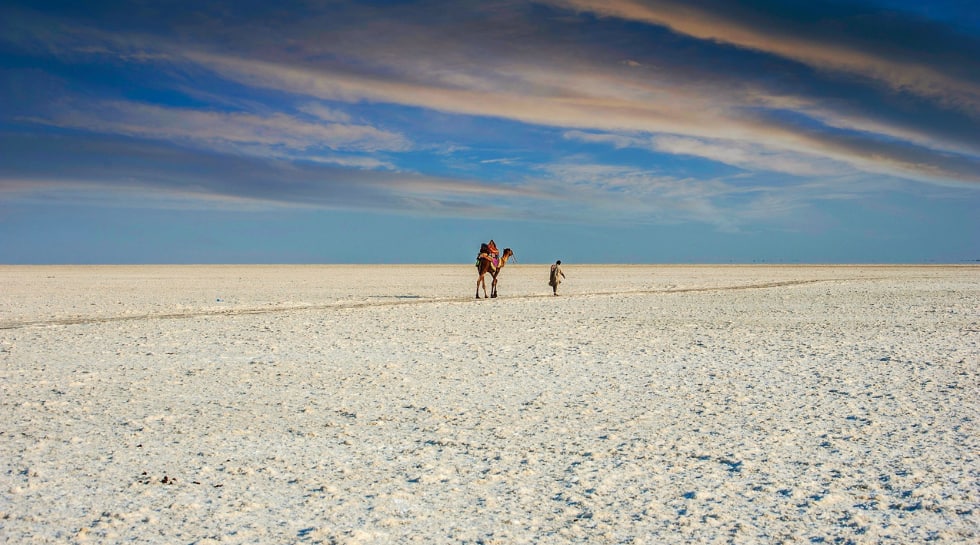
[476,240,500,271]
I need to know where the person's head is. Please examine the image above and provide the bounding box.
[556,260,561,265]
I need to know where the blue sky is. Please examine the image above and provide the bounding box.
[1,0,978,264]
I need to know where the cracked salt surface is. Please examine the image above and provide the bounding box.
[0,264,977,544]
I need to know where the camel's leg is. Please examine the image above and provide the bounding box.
[476,273,488,298]
[490,275,498,298]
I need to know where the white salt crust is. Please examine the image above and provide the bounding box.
[0,265,977,544]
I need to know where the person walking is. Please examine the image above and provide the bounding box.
[548,260,565,296]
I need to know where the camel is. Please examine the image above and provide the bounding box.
[476,247,514,299]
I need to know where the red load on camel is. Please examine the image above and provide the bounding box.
[476,240,500,271]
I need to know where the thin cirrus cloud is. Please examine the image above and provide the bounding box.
[26,100,411,155]
[545,0,980,114]
[530,162,783,231]
[563,130,845,177]
[0,132,548,216]
[184,46,980,186]
[147,0,978,187]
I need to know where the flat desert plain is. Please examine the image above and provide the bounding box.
[1,265,977,544]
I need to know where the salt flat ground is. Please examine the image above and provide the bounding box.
[0,265,977,544]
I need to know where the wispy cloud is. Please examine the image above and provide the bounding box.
[533,159,889,232]
[545,0,980,115]
[25,100,410,155]
[178,37,980,186]
[564,130,844,176]
[653,136,835,177]
[533,161,757,231]
[0,133,551,217]
[297,103,353,124]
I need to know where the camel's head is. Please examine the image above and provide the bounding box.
[502,248,514,258]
